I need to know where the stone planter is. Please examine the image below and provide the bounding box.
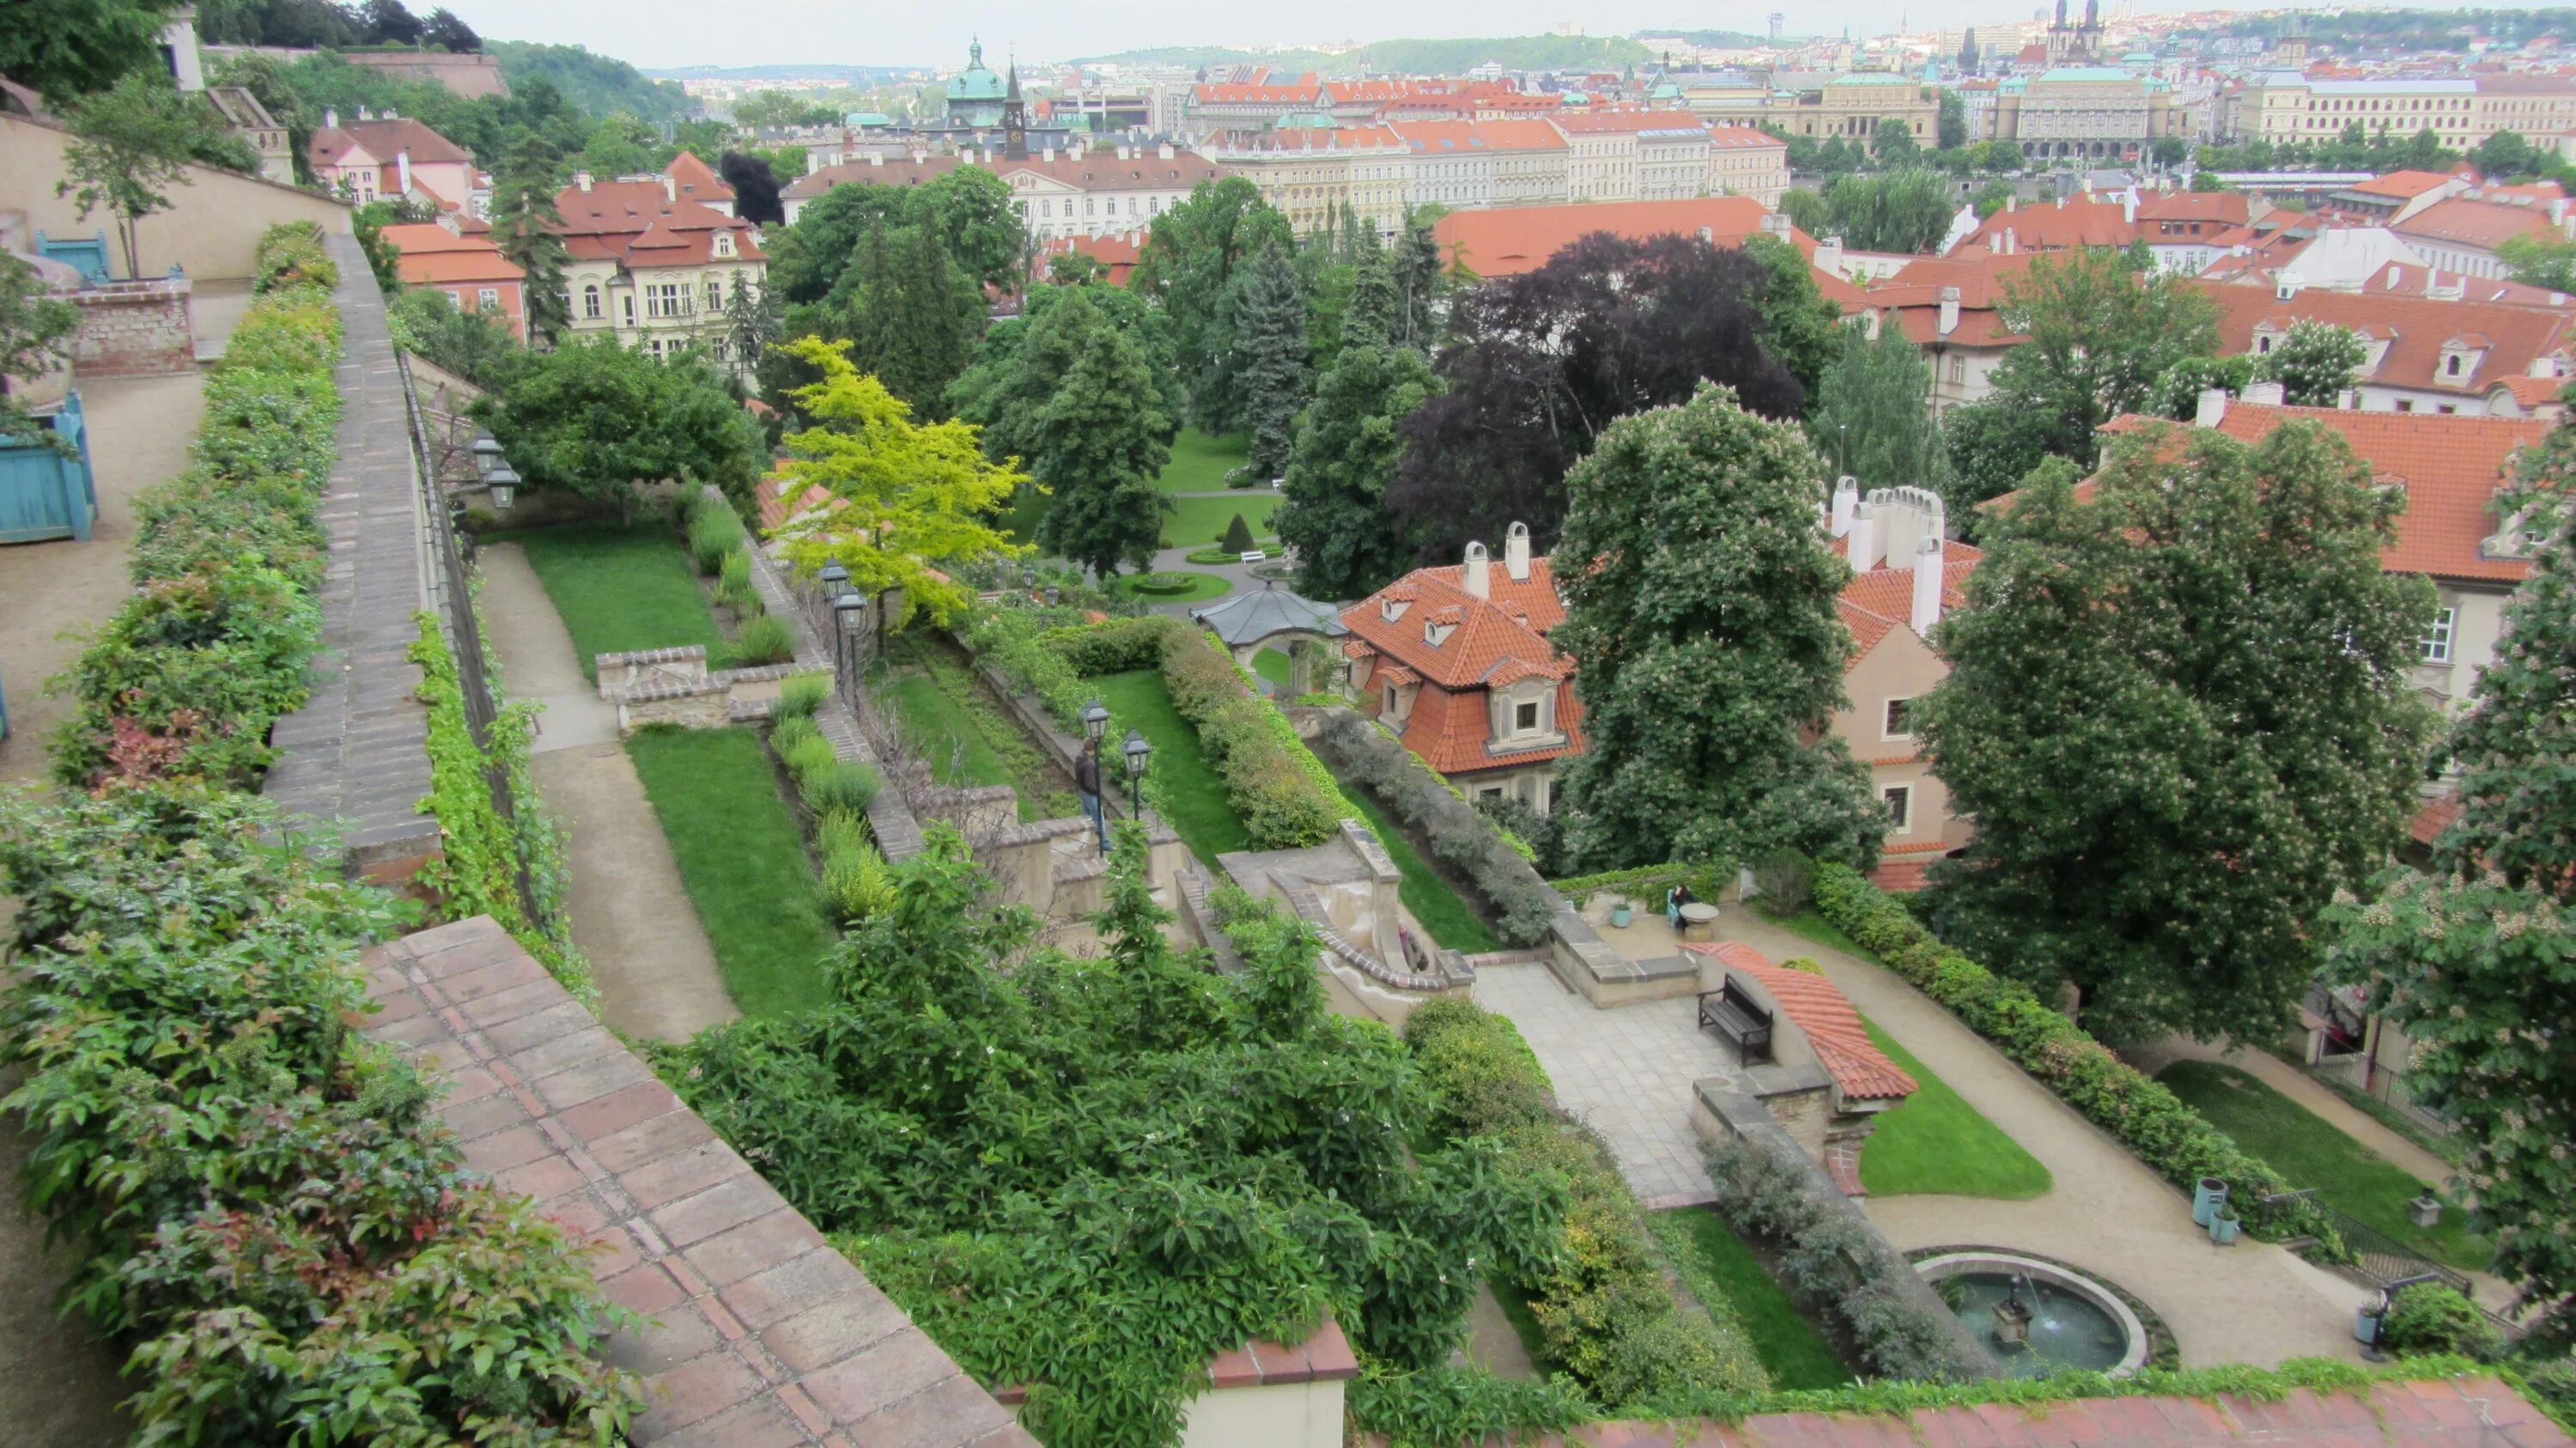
[2409,1193,2444,1229]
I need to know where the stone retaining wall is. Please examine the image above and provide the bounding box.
[68,276,193,377]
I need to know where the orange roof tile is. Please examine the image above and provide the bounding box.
[1960,196,2138,252]
[2393,196,2561,252]
[2409,795,2463,848]
[664,149,734,203]
[1388,118,1571,153]
[307,115,472,169]
[1432,198,1820,282]
[2189,281,2576,393]
[1686,941,1918,1099]
[2348,169,2459,201]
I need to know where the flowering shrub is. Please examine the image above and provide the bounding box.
[0,785,640,1443]
[1812,863,2338,1248]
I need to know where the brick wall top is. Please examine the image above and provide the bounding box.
[1353,1377,2567,1447]
[263,233,441,875]
[361,916,1036,1448]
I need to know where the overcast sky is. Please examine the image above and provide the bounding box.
[445,0,2529,73]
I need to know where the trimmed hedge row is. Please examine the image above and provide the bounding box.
[1551,861,1730,910]
[1810,864,2340,1248]
[1155,623,1348,849]
[1317,710,1559,946]
[1403,999,1772,1406]
[52,227,344,791]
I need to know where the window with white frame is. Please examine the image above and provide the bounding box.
[1514,699,1540,733]
[582,283,601,319]
[477,287,499,311]
[621,294,635,326]
[1883,784,1912,830]
[647,283,685,318]
[705,279,724,312]
[714,231,735,258]
[1884,697,1915,739]
[2422,605,2457,664]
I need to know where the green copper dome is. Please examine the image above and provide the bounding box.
[948,39,1006,102]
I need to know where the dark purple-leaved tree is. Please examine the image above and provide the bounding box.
[1384,231,1805,564]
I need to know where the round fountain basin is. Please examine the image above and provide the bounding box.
[1917,1251,2148,1378]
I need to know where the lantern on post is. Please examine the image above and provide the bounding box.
[483,463,519,511]
[470,433,502,478]
[817,560,850,601]
[1121,727,1152,817]
[831,593,867,684]
[1080,698,1109,743]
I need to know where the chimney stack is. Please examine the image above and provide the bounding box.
[397,146,412,197]
[1831,477,1860,538]
[574,170,594,192]
[1504,521,1532,581]
[664,174,677,203]
[1910,535,1945,635]
[1937,285,1960,337]
[2002,226,2016,255]
[2121,190,2136,225]
[325,106,339,130]
[1848,502,1882,572]
[2336,386,2360,409]
[2195,387,2227,428]
[1880,490,1923,570]
[2245,379,2287,406]
[1462,540,1491,599]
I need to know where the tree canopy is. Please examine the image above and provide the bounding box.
[1276,336,1440,601]
[58,73,258,278]
[1553,385,1885,874]
[1027,290,1175,576]
[1919,422,2439,1042]
[1231,241,1309,483]
[1810,319,1951,497]
[3,0,186,105]
[1988,247,2221,469]
[1777,169,1957,254]
[479,339,764,514]
[765,168,1024,304]
[1386,233,1805,563]
[2256,319,2369,406]
[1128,178,1293,433]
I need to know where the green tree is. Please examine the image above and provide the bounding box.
[732,89,840,129]
[725,273,783,374]
[1232,241,1309,483]
[1129,177,1292,431]
[386,285,523,390]
[2471,129,2543,179]
[1554,385,1884,873]
[574,109,655,177]
[2324,490,2576,1341]
[2149,353,2257,420]
[1277,336,1439,600]
[1940,396,2057,519]
[764,335,1026,624]
[2499,230,2576,293]
[3,0,185,106]
[1743,231,1843,405]
[1030,290,1172,577]
[1919,423,2439,1042]
[1218,513,1256,553]
[0,255,79,444]
[2151,136,2190,170]
[1937,89,1968,151]
[948,280,1182,465]
[1393,213,1448,350]
[480,339,762,515]
[2254,319,2369,406]
[1989,246,2221,466]
[489,132,571,345]
[1810,319,1951,496]
[829,215,981,417]
[57,73,255,279]
[1870,117,1923,167]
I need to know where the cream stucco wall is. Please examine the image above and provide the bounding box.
[1832,624,1971,854]
[3,112,350,281]
[1177,1378,1343,1448]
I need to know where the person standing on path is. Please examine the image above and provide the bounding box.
[1075,738,1108,852]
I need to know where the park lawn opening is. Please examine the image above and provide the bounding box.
[2155,1059,2491,1272]
[1088,669,1251,867]
[876,633,1071,821]
[492,521,736,681]
[1858,1019,2053,1199]
[1157,427,1251,493]
[1650,1207,1850,1391]
[1162,492,1280,551]
[625,726,838,1017]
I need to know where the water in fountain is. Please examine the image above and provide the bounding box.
[1943,1271,2130,1378]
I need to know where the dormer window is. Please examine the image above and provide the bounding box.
[1425,618,1455,647]
[1382,598,1409,623]
[714,232,735,258]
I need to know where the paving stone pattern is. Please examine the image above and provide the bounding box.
[1358,1376,2568,1446]
[363,916,1034,1447]
[1471,962,1744,1208]
[262,234,442,877]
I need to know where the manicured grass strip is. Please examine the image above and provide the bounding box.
[625,726,836,1017]
[491,521,735,681]
[1650,1207,1850,1391]
[875,636,1072,822]
[1858,1018,2053,1200]
[2155,1060,2492,1272]
[1777,906,1871,960]
[1156,427,1252,493]
[998,484,1049,546]
[1335,781,1499,954]
[1089,669,1251,867]
[1162,492,1280,551]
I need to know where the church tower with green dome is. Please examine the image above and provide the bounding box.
[946,38,1008,128]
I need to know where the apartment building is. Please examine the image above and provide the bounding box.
[1550,111,1715,202]
[1777,72,1940,143]
[307,109,485,214]
[2192,281,2576,416]
[1708,125,1791,207]
[556,162,767,364]
[2221,73,2576,151]
[1388,119,1571,210]
[379,221,526,340]
[1197,126,1408,236]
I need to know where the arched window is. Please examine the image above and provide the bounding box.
[583,283,601,319]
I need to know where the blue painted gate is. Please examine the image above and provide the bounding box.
[0,392,98,544]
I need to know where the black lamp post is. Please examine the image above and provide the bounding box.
[1121,727,1151,816]
[832,593,867,684]
[817,560,849,601]
[470,433,502,481]
[1080,698,1109,743]
[482,462,519,511]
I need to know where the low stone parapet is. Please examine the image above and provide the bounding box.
[69,275,193,377]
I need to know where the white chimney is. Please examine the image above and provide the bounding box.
[574,170,594,192]
[357,106,373,121]
[2534,356,2561,379]
[2056,193,2066,209]
[2195,387,2228,427]
[868,152,884,167]
[1462,540,1491,599]
[1830,477,1860,538]
[2005,194,2016,212]
[1848,502,1882,572]
[1879,491,1923,570]
[664,175,677,203]
[2002,226,2016,255]
[2336,386,2360,409]
[1816,235,1844,273]
[1910,535,1945,635]
[1160,142,1176,159]
[2122,191,2136,225]
[1503,521,1532,581]
[396,147,412,196]
[2245,380,2287,406]
[325,106,339,130]
[1937,285,1960,337]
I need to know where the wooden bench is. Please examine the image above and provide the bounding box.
[1698,977,1774,1061]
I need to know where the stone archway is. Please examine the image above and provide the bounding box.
[1190,581,1351,697]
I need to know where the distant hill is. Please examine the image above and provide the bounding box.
[1073,34,1655,76]
[642,64,929,82]
[1634,29,1780,47]
[489,40,691,122]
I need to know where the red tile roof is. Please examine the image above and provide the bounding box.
[2409,794,2463,848]
[1960,196,2138,252]
[2187,280,2576,392]
[2348,168,2459,201]
[1343,554,1584,776]
[1866,250,2044,350]
[307,115,473,169]
[664,149,734,204]
[2393,195,2561,252]
[2360,262,2573,308]
[553,182,765,268]
[1431,198,1827,283]
[2088,405,2550,582]
[1388,118,1571,153]
[1549,108,1710,134]
[1686,941,1918,1100]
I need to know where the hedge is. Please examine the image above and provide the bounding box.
[1317,710,1558,946]
[1551,862,1731,910]
[52,225,343,791]
[1809,863,2340,1249]
[1402,998,1772,1407]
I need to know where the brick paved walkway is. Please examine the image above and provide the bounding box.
[1471,961,1743,1208]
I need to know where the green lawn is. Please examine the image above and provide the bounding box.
[1336,782,1499,955]
[624,727,837,1017]
[875,635,1072,821]
[1157,427,1251,493]
[1859,1018,2053,1199]
[2155,1060,2491,1271]
[1089,669,1250,868]
[1776,907,1870,959]
[1110,570,1235,603]
[1163,492,1280,551]
[1649,1208,1850,1391]
[492,521,735,681]
[999,484,1048,546]
[1250,648,1291,688]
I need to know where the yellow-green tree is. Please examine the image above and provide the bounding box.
[766,336,1027,625]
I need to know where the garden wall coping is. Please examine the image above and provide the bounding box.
[262,233,442,882]
[360,915,1036,1448]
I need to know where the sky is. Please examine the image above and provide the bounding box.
[446,0,2549,73]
